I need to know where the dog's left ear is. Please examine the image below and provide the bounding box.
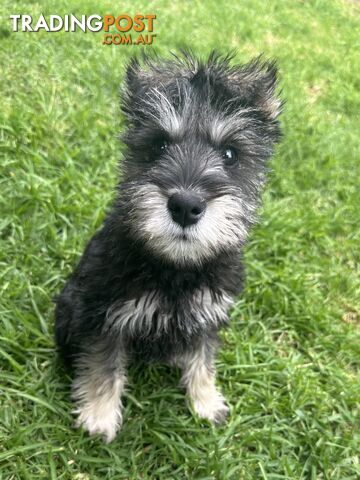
[229,57,282,120]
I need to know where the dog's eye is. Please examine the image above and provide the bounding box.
[153,138,169,155]
[222,147,238,167]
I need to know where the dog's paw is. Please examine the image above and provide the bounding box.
[75,402,122,443]
[192,391,229,424]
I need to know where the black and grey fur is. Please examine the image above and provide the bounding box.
[55,51,282,442]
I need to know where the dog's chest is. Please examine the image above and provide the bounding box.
[104,287,233,360]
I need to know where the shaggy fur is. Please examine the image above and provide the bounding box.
[55,51,282,442]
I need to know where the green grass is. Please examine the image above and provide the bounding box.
[1,0,359,478]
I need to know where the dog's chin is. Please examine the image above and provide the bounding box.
[140,221,227,266]
[153,235,212,266]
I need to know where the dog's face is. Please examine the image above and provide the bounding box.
[117,52,282,265]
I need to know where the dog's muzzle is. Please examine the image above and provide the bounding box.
[167,191,206,228]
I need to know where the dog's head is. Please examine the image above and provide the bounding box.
[117,51,282,265]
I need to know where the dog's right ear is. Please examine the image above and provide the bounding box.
[121,57,144,119]
[122,54,167,119]
[124,57,144,92]
[122,51,200,120]
[122,53,192,119]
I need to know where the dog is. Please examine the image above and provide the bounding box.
[55,51,282,442]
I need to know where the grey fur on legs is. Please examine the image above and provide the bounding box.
[178,341,229,424]
[72,339,127,443]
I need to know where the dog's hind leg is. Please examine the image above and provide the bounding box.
[72,336,126,443]
[179,341,229,424]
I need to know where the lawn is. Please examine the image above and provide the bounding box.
[0,0,359,478]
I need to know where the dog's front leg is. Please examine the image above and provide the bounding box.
[179,342,229,424]
[72,337,126,443]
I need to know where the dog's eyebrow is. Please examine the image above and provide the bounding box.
[206,111,255,146]
[143,88,184,138]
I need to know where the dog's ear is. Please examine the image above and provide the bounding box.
[229,57,282,120]
[124,56,153,93]
[121,57,144,118]
[121,54,172,118]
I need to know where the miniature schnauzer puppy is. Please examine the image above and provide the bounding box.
[55,51,282,442]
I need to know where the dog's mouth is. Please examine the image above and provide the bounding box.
[173,225,196,242]
[173,230,190,241]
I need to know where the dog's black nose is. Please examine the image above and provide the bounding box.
[168,192,206,228]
